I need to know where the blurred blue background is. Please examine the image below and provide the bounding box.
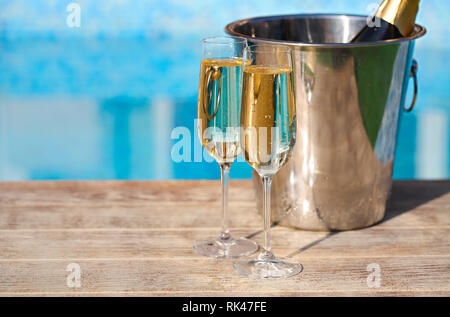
[0,0,448,180]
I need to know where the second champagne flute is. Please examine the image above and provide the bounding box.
[194,36,258,258]
[233,44,303,278]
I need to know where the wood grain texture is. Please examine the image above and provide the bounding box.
[0,180,449,296]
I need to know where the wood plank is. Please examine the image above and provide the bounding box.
[0,227,448,260]
[0,203,259,230]
[3,291,450,297]
[0,181,259,229]
[0,180,448,230]
[0,180,449,296]
[0,257,448,296]
[383,180,450,228]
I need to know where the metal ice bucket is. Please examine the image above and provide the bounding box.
[226,14,426,231]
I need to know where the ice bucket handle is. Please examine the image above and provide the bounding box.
[403,59,418,112]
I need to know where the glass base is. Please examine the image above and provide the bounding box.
[192,234,258,258]
[233,252,303,279]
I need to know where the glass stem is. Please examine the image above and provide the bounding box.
[219,163,231,241]
[261,175,273,258]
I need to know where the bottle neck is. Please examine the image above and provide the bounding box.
[375,0,420,36]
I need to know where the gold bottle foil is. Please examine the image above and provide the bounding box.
[375,0,420,37]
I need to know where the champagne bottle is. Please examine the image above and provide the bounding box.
[351,0,420,42]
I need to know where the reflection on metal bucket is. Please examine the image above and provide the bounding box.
[226,14,426,230]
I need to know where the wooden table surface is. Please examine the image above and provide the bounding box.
[0,180,449,297]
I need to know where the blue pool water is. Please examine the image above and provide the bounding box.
[0,0,449,181]
[0,36,448,181]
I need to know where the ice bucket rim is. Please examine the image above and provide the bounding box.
[225,13,426,48]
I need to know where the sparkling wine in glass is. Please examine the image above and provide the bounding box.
[193,36,258,258]
[233,44,303,278]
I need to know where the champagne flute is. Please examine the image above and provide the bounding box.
[233,44,303,278]
[193,36,258,258]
